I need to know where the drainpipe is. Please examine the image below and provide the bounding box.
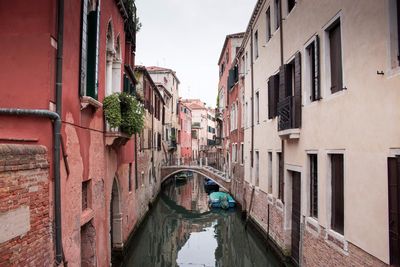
[0,109,63,264]
[279,0,285,201]
[55,0,64,264]
[250,29,255,171]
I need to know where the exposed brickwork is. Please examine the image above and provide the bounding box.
[302,226,387,267]
[242,182,289,254]
[0,144,52,266]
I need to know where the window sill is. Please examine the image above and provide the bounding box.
[80,208,94,226]
[278,128,300,139]
[326,229,348,253]
[305,217,320,235]
[80,96,102,111]
[105,130,131,147]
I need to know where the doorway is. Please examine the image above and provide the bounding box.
[388,157,400,266]
[291,171,301,265]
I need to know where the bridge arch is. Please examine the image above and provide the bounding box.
[160,166,230,192]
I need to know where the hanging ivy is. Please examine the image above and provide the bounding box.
[103,93,122,129]
[103,92,145,137]
[119,92,145,136]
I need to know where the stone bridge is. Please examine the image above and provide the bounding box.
[160,165,231,191]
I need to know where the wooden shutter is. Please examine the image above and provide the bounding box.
[79,0,88,96]
[329,21,343,94]
[331,154,344,234]
[397,0,400,65]
[268,77,273,119]
[294,52,302,128]
[314,36,321,100]
[279,65,286,102]
[388,157,400,265]
[86,5,100,99]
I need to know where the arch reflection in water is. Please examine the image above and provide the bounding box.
[121,173,282,267]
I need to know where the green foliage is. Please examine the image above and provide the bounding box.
[103,93,122,129]
[216,94,220,108]
[119,92,145,136]
[126,0,142,32]
[103,92,145,137]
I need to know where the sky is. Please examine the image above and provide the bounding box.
[135,0,256,108]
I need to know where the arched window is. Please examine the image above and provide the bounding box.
[105,21,115,96]
[112,36,122,93]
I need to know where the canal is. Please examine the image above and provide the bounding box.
[117,173,287,267]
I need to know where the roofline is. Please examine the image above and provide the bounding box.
[147,67,181,84]
[134,65,165,104]
[217,32,245,65]
[234,0,265,65]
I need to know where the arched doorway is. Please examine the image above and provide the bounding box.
[110,178,123,252]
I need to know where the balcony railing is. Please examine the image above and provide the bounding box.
[277,96,294,131]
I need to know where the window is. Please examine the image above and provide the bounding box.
[241,143,244,164]
[255,151,260,186]
[306,37,321,102]
[288,0,295,14]
[245,52,249,74]
[327,19,343,94]
[389,0,400,68]
[128,163,132,192]
[255,91,259,124]
[232,144,237,162]
[245,102,248,127]
[80,0,100,99]
[266,7,271,42]
[241,95,245,128]
[268,152,273,193]
[254,30,259,59]
[268,74,279,119]
[82,180,91,211]
[274,0,281,30]
[330,154,344,234]
[309,154,318,218]
[277,152,284,201]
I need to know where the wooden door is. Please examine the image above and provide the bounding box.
[388,157,400,266]
[291,171,301,265]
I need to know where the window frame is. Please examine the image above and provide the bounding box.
[323,14,345,97]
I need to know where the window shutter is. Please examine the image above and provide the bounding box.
[268,78,273,119]
[123,74,129,93]
[294,52,302,128]
[314,36,321,100]
[79,0,88,96]
[388,157,400,265]
[397,0,400,65]
[279,65,286,102]
[329,22,343,94]
[273,74,279,117]
[86,5,100,99]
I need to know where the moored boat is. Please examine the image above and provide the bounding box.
[208,192,236,209]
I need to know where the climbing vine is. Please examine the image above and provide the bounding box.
[103,92,145,137]
[103,93,122,129]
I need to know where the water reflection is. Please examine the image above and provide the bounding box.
[121,173,282,267]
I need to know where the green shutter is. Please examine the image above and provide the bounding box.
[79,0,88,96]
[86,6,100,99]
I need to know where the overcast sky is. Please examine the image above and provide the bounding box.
[135,0,256,108]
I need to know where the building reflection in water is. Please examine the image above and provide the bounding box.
[121,173,282,267]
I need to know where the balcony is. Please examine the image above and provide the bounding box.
[277,96,300,139]
[105,125,130,147]
[192,122,201,129]
[168,140,177,150]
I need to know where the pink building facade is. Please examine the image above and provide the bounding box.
[178,101,192,164]
[0,1,159,266]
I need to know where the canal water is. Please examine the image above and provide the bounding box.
[118,173,285,267]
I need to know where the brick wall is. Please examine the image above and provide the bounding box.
[242,182,289,254]
[302,224,387,267]
[0,144,53,266]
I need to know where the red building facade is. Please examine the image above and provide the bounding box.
[0,1,158,266]
[216,33,244,174]
[178,101,192,164]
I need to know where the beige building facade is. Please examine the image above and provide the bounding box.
[239,0,400,266]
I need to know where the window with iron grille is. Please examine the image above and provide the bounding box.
[309,154,318,218]
[330,154,344,234]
